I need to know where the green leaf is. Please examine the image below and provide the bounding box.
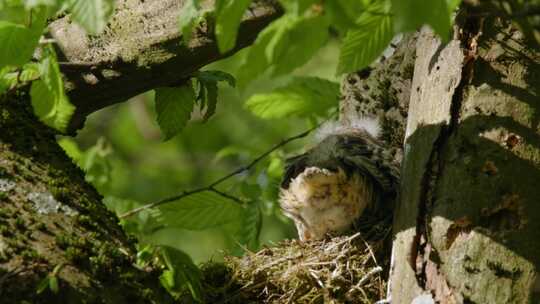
[154,84,195,140]
[152,191,244,230]
[271,14,329,77]
[337,1,393,74]
[0,62,40,93]
[30,46,76,132]
[58,137,83,160]
[80,137,112,191]
[236,15,292,87]
[66,0,115,35]
[196,70,236,88]
[241,183,262,200]
[0,8,47,69]
[392,0,456,40]
[104,196,163,236]
[237,13,329,86]
[195,70,235,121]
[325,0,367,34]
[158,245,202,301]
[245,76,339,119]
[36,276,50,294]
[278,0,319,15]
[136,245,154,266]
[234,201,262,253]
[215,0,251,53]
[178,0,200,42]
[48,276,59,294]
[267,156,284,179]
[202,81,217,121]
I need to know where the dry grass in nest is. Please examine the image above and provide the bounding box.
[219,230,390,304]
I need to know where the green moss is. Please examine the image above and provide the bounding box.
[55,234,70,249]
[35,222,48,232]
[50,186,70,203]
[75,214,94,228]
[0,109,10,122]
[65,246,87,264]
[14,216,25,230]
[20,248,39,261]
[0,225,12,237]
[0,207,9,217]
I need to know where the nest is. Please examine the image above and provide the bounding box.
[198,223,391,304]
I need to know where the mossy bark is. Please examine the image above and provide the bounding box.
[0,92,173,303]
[0,1,281,302]
[389,3,540,303]
[50,0,282,132]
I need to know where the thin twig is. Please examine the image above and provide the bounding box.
[119,125,318,218]
[325,232,362,252]
[357,266,383,286]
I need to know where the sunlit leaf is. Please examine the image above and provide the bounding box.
[58,137,83,160]
[278,0,319,15]
[267,156,284,179]
[271,14,329,77]
[154,84,195,140]
[245,76,339,119]
[0,8,47,69]
[0,62,39,93]
[215,0,251,53]
[66,0,115,35]
[392,0,457,40]
[236,15,292,87]
[337,1,393,74]
[152,191,244,230]
[30,46,76,132]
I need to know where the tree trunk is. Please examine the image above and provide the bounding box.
[389,3,540,303]
[0,0,280,302]
[0,94,173,303]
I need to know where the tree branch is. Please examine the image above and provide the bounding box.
[48,0,282,132]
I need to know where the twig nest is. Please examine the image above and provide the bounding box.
[206,232,389,304]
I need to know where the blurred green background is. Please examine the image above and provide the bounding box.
[62,39,341,263]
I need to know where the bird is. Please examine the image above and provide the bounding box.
[279,118,400,241]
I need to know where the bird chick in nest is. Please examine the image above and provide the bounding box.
[279,117,399,241]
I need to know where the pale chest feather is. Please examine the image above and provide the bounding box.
[279,167,374,241]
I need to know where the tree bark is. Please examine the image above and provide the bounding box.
[389,3,540,303]
[0,0,280,302]
[50,0,282,131]
[0,94,174,303]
